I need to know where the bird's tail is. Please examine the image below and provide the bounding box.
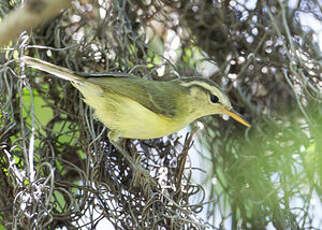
[20,56,84,83]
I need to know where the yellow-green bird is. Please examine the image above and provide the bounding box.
[21,56,250,142]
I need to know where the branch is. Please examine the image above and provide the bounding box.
[0,0,72,46]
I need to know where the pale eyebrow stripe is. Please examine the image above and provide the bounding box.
[179,81,222,96]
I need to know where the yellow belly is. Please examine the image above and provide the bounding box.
[75,83,186,140]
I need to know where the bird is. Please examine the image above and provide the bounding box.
[20,56,251,186]
[20,56,250,143]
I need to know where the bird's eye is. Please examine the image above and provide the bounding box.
[210,94,219,103]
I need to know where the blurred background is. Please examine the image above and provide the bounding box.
[0,0,321,229]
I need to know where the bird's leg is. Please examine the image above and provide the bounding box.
[108,131,156,188]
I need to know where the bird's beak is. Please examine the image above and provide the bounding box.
[219,106,251,127]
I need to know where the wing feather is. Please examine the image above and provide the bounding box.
[86,77,178,118]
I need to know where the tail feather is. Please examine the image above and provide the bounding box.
[20,56,84,83]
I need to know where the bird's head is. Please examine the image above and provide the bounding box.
[178,77,250,127]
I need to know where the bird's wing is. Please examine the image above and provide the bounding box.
[87,77,178,118]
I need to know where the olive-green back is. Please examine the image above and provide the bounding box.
[85,77,182,118]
